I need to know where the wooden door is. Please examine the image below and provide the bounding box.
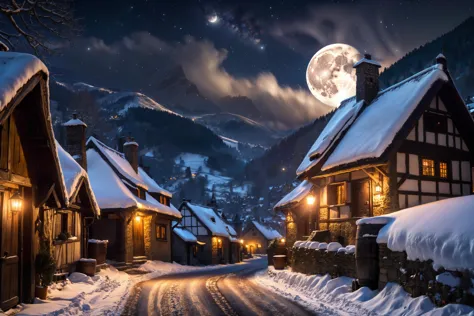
[0,192,21,310]
[132,217,145,257]
[352,180,371,218]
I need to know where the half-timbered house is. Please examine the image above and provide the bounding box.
[241,221,282,254]
[294,54,474,245]
[172,222,204,265]
[86,136,181,266]
[178,201,237,264]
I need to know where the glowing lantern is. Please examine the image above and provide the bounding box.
[10,191,23,213]
[306,195,316,205]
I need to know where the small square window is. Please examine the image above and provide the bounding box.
[439,162,448,178]
[422,159,435,176]
[156,224,167,241]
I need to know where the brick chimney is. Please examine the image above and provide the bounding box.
[63,113,87,170]
[353,53,381,104]
[123,136,139,173]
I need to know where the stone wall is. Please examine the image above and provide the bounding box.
[291,246,356,278]
[378,244,474,307]
[144,215,152,258]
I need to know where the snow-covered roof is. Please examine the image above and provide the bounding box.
[138,167,172,197]
[353,57,381,68]
[123,141,139,147]
[0,52,48,111]
[274,180,314,210]
[252,221,282,240]
[226,223,237,236]
[87,149,180,218]
[56,141,100,216]
[173,225,198,243]
[298,64,449,175]
[183,202,230,237]
[357,195,474,271]
[63,118,87,127]
[87,137,147,189]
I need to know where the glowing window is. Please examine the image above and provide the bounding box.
[422,159,435,176]
[439,162,448,178]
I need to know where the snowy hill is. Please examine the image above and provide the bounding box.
[193,112,279,147]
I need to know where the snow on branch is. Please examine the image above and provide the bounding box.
[0,0,80,56]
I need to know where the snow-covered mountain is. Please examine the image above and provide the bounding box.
[193,112,279,147]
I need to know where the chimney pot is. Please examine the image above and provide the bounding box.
[64,114,87,170]
[354,53,381,104]
[123,135,139,173]
[436,53,447,71]
[364,53,372,60]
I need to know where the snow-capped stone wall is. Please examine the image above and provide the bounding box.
[290,241,356,278]
[378,244,474,307]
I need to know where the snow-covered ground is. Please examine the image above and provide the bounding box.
[14,261,234,316]
[253,266,474,316]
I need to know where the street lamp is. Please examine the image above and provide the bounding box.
[375,184,382,193]
[10,191,23,213]
[306,194,316,205]
[280,238,285,243]
[135,215,141,222]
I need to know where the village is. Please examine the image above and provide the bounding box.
[0,1,474,315]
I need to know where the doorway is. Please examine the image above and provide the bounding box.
[132,216,145,257]
[352,180,371,218]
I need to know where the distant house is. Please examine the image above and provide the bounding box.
[86,136,181,265]
[0,52,100,310]
[55,137,100,274]
[172,220,204,265]
[292,54,474,245]
[178,201,239,264]
[274,180,315,247]
[241,221,282,254]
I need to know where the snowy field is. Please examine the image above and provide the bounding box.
[13,261,235,316]
[253,266,474,316]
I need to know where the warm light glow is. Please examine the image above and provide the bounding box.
[280,238,286,243]
[306,194,316,205]
[245,245,249,248]
[218,238,222,243]
[240,239,243,244]
[281,167,286,171]
[257,244,261,248]
[135,215,141,222]
[375,184,382,193]
[10,191,23,213]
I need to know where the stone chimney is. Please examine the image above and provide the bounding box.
[353,53,381,104]
[436,53,447,71]
[123,136,139,173]
[63,113,87,170]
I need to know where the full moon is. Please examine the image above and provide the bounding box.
[306,43,361,108]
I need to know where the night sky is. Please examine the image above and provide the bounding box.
[52,0,474,129]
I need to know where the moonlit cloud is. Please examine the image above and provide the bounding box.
[54,32,332,130]
[271,5,403,68]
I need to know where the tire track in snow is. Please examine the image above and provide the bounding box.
[206,275,239,316]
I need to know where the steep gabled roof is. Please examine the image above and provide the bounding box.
[138,167,172,197]
[181,202,230,237]
[56,141,100,217]
[86,148,180,218]
[87,137,147,189]
[298,64,451,177]
[0,52,67,206]
[274,180,314,211]
[251,221,282,240]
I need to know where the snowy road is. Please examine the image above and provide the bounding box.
[122,258,315,316]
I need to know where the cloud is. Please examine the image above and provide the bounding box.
[54,32,332,130]
[271,5,402,68]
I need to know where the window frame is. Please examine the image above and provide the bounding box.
[439,161,448,179]
[424,112,448,134]
[422,158,435,177]
[328,182,346,206]
[155,223,167,241]
[54,211,76,241]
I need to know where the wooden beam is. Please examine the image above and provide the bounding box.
[397,175,407,189]
[361,168,379,183]
[374,166,389,178]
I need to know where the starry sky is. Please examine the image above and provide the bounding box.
[52,0,474,129]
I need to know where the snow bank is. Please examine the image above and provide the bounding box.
[254,267,474,316]
[252,221,282,240]
[274,180,314,210]
[357,195,474,271]
[327,242,342,252]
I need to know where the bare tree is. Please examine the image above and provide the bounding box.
[0,0,79,55]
